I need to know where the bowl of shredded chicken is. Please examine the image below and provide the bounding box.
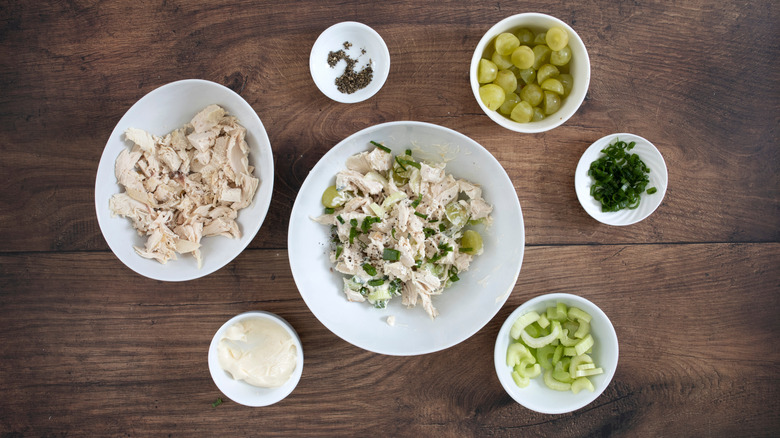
[95,80,274,281]
[289,121,524,355]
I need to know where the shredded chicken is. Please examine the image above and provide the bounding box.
[313,143,493,319]
[109,104,259,266]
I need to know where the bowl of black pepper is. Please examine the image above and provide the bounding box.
[309,22,390,103]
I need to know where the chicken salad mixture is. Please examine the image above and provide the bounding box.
[313,142,493,319]
[109,104,259,266]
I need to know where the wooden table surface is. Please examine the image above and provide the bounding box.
[1,0,778,436]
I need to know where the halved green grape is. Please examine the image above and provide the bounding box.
[546,27,569,51]
[510,100,533,123]
[493,69,518,94]
[532,107,546,121]
[478,84,505,110]
[533,31,547,45]
[537,64,560,85]
[541,78,565,95]
[517,68,536,85]
[445,201,470,229]
[322,185,348,208]
[551,46,572,66]
[495,32,520,56]
[510,45,535,70]
[477,58,498,83]
[491,51,514,70]
[520,83,543,107]
[498,92,520,115]
[543,91,561,114]
[532,45,552,70]
[460,229,483,255]
[515,28,535,45]
[558,74,573,97]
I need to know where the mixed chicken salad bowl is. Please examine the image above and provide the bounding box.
[288,121,524,355]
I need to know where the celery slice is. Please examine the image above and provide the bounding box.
[515,360,542,379]
[524,323,541,338]
[574,334,594,356]
[575,367,604,378]
[537,313,550,329]
[568,307,592,323]
[506,342,535,367]
[555,303,568,320]
[552,344,563,364]
[536,345,556,370]
[559,328,579,346]
[569,354,593,379]
[563,347,577,356]
[574,320,590,339]
[571,377,595,394]
[543,370,572,391]
[369,202,386,219]
[577,363,596,371]
[521,320,561,348]
[553,361,574,383]
[546,306,557,321]
[510,311,540,340]
[512,370,530,388]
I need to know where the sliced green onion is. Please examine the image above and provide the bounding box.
[350,218,358,227]
[370,140,391,153]
[336,215,345,224]
[394,156,407,171]
[405,148,412,155]
[423,227,436,238]
[211,398,223,407]
[348,227,359,244]
[324,207,335,214]
[647,187,657,194]
[588,139,653,212]
[414,212,428,219]
[368,278,385,286]
[391,228,397,240]
[438,223,446,232]
[399,159,421,169]
[411,198,421,208]
[362,263,377,276]
[335,245,343,259]
[382,248,400,261]
[459,247,473,253]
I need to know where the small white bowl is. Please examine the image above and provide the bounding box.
[208,311,304,407]
[575,133,668,226]
[470,13,590,133]
[309,22,390,103]
[95,79,275,281]
[494,293,618,414]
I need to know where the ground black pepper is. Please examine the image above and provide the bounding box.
[326,41,373,95]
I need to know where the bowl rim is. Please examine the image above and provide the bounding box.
[470,12,591,133]
[208,311,304,407]
[309,21,391,104]
[94,78,275,281]
[494,293,619,414]
[574,132,669,226]
[288,120,525,356]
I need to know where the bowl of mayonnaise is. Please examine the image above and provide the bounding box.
[208,311,304,407]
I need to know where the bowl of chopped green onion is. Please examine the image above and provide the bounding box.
[494,293,619,414]
[575,133,668,226]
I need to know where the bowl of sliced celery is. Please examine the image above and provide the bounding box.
[494,293,618,414]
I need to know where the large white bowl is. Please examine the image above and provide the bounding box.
[575,133,668,226]
[208,311,304,407]
[288,121,524,356]
[470,13,590,133]
[494,293,619,414]
[95,79,274,281]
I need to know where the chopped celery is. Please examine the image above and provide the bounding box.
[510,311,540,340]
[521,320,561,348]
[543,370,571,391]
[571,377,595,394]
[575,367,604,378]
[574,320,590,339]
[369,202,386,219]
[552,344,563,364]
[515,360,541,379]
[577,363,596,371]
[569,354,593,379]
[506,342,535,367]
[555,303,568,320]
[563,347,577,356]
[524,323,541,337]
[553,362,574,383]
[574,334,594,356]
[537,313,550,329]
[559,328,579,346]
[536,345,556,370]
[512,371,530,388]
[568,307,592,323]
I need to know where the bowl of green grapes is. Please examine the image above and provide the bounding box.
[470,13,590,133]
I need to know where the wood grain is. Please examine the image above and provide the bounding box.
[0,244,777,436]
[0,0,778,436]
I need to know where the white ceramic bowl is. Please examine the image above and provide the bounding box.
[575,133,668,226]
[95,79,274,281]
[310,21,390,103]
[494,293,618,414]
[470,13,590,133]
[208,311,304,407]
[288,121,524,356]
